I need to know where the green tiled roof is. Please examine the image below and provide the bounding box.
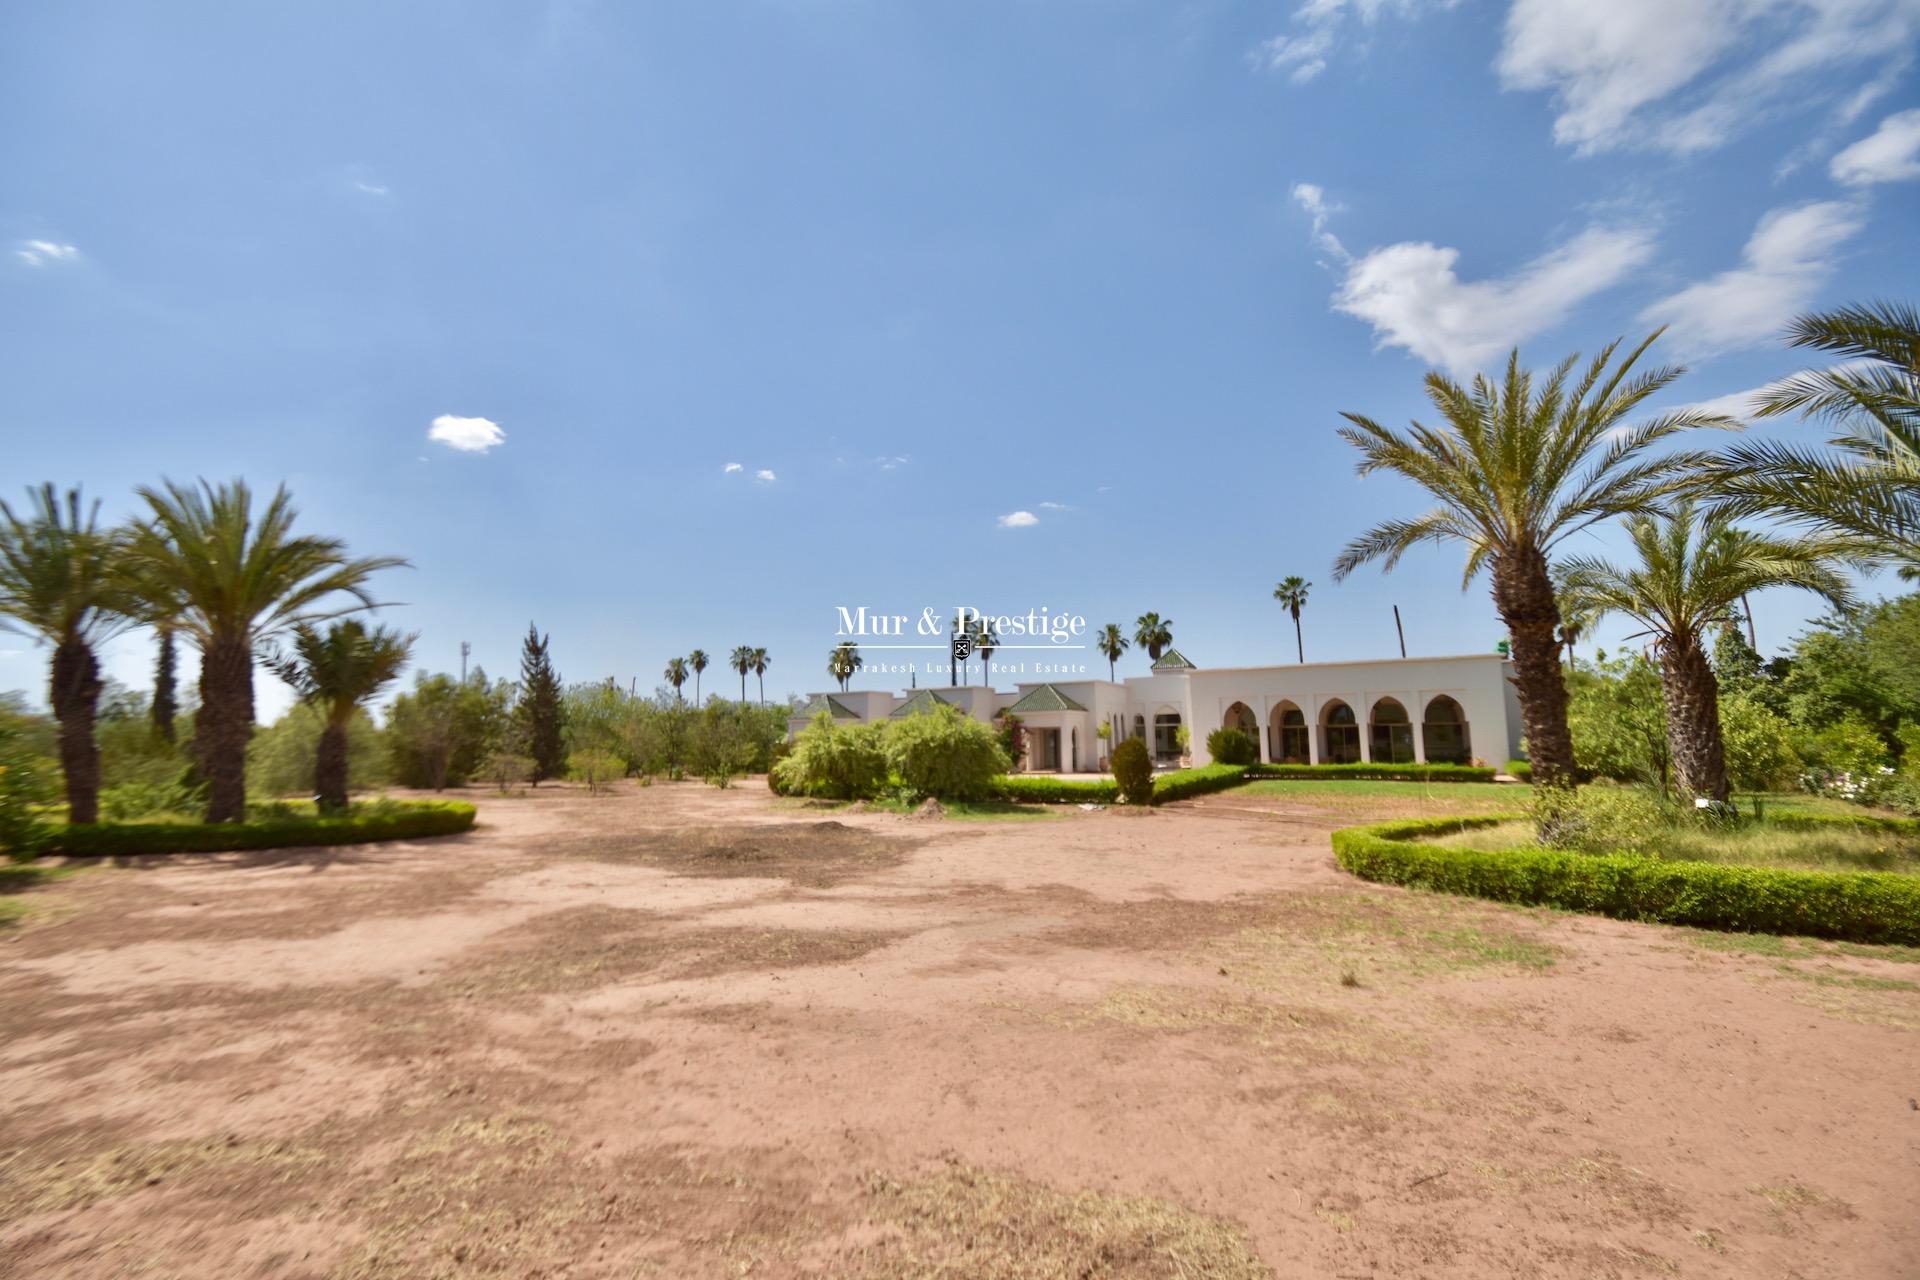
[796,694,861,719]
[889,689,959,718]
[1151,648,1196,670]
[1006,683,1087,713]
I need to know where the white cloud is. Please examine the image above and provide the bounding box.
[1252,0,1450,85]
[723,462,743,473]
[1672,359,1875,423]
[1331,225,1656,376]
[1831,107,1920,184]
[754,469,777,483]
[1291,182,1350,263]
[997,510,1039,528]
[15,239,79,267]
[353,179,390,196]
[1037,501,1071,511]
[875,455,909,471]
[427,414,506,453]
[1640,201,1863,357]
[1498,0,1920,155]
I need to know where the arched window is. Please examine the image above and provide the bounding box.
[1271,703,1309,764]
[1422,695,1472,764]
[1154,711,1183,760]
[1322,701,1360,764]
[1370,698,1414,763]
[1223,701,1256,738]
[1133,714,1146,742]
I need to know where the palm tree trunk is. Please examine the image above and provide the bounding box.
[152,627,177,743]
[50,639,103,825]
[739,671,746,702]
[1490,548,1577,789]
[1660,638,1730,803]
[314,715,351,813]
[1293,614,1304,664]
[199,632,255,822]
[757,674,764,705]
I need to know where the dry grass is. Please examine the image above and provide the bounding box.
[846,1161,1270,1279]
[558,820,916,887]
[0,1132,328,1218]
[1430,817,1920,875]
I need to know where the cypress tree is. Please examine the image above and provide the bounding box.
[151,626,178,743]
[517,622,566,784]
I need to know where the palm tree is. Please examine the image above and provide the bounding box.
[1096,623,1129,681]
[751,647,771,704]
[664,656,688,701]
[1272,577,1311,663]
[1556,610,1591,672]
[1133,612,1173,662]
[1557,501,1855,801]
[729,645,753,703]
[972,619,998,687]
[827,642,862,692]
[124,479,406,822]
[688,649,709,703]
[0,485,135,824]
[1331,333,1731,788]
[1709,299,1920,578]
[269,620,414,812]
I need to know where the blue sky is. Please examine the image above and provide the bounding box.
[4,1,1918,716]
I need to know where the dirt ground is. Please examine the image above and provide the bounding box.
[2,780,1916,1279]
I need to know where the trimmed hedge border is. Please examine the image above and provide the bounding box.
[1331,815,1920,946]
[1150,764,1254,805]
[1246,762,1498,784]
[988,775,1120,804]
[46,801,478,858]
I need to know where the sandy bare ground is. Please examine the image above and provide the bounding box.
[2,780,1916,1279]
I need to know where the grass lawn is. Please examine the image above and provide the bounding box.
[1428,816,1920,876]
[1234,778,1525,818]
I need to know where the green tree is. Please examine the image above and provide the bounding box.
[1272,577,1311,663]
[1096,623,1129,681]
[249,703,388,801]
[1133,612,1173,662]
[386,670,512,789]
[1710,300,1920,577]
[664,656,689,701]
[516,623,566,784]
[729,645,753,702]
[827,642,862,693]
[1332,333,1729,789]
[1567,651,1672,792]
[0,485,136,824]
[773,712,888,800]
[124,479,405,821]
[688,649,709,704]
[883,703,1010,800]
[269,619,415,811]
[1558,501,1854,801]
[151,623,179,744]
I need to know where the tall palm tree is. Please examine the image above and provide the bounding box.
[1557,501,1855,801]
[972,619,997,687]
[729,645,753,702]
[1096,623,1129,681]
[1272,576,1311,663]
[751,647,770,705]
[827,642,862,692]
[124,480,407,822]
[1133,612,1173,662]
[1556,610,1591,672]
[664,656,689,701]
[0,485,135,824]
[1709,299,1920,578]
[269,620,414,812]
[1332,333,1730,788]
[688,649,709,704]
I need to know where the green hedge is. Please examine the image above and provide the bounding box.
[1764,810,1920,837]
[1331,816,1920,946]
[1245,762,1499,783]
[988,775,1120,804]
[1150,764,1254,805]
[1504,760,1532,782]
[46,801,478,858]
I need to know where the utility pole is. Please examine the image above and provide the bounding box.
[1392,606,1407,659]
[459,641,470,682]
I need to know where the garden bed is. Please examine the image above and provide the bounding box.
[1332,815,1920,945]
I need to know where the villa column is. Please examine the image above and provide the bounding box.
[1306,698,1321,765]
[1357,694,1373,763]
[1258,696,1272,764]
[1412,692,1427,764]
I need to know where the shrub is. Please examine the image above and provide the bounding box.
[1150,764,1252,805]
[1504,760,1532,783]
[1205,728,1258,766]
[481,751,534,792]
[1246,761,1499,783]
[1332,816,1920,945]
[1525,783,1671,855]
[1111,738,1153,805]
[993,712,1026,767]
[0,718,52,860]
[772,713,888,800]
[568,749,625,794]
[45,800,477,858]
[988,774,1119,804]
[99,778,205,822]
[884,705,1012,802]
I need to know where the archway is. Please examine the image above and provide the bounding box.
[1370,697,1414,764]
[1321,700,1360,764]
[1422,695,1472,764]
[1270,702,1309,764]
[1222,701,1256,739]
[1153,709,1183,761]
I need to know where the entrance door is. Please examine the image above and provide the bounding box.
[1034,728,1061,771]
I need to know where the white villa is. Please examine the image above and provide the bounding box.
[792,650,1525,772]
